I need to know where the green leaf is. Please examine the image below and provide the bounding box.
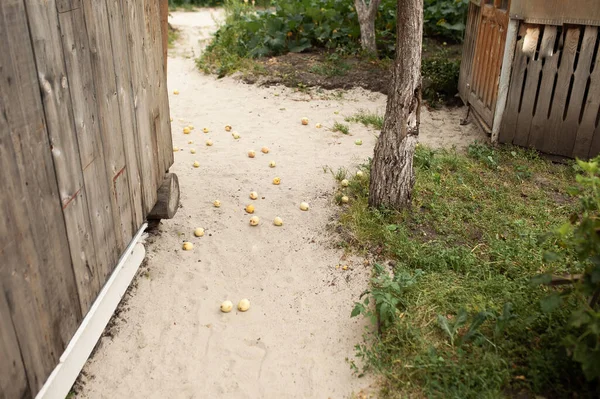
[437,314,454,345]
[540,293,562,313]
[351,302,365,318]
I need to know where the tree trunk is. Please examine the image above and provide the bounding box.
[368,0,423,209]
[354,0,381,54]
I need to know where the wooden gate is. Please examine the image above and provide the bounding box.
[460,0,510,128]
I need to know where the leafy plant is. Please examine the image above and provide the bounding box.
[345,110,384,130]
[351,263,423,330]
[422,48,461,104]
[535,157,600,381]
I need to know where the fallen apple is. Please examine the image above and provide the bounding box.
[261,147,269,154]
[248,150,256,158]
[188,125,195,131]
[173,90,180,95]
[300,202,309,211]
[225,125,232,132]
[206,140,213,146]
[341,179,349,187]
[183,127,191,134]
[173,146,179,152]
[249,191,258,200]
[249,216,259,226]
[341,196,349,204]
[355,139,363,145]
[188,140,194,144]
[301,117,309,125]
[190,148,196,154]
[220,300,233,313]
[315,123,322,128]
[269,160,276,168]
[237,298,250,312]
[194,228,205,237]
[232,132,241,139]
[182,242,193,250]
[356,170,364,177]
[193,161,200,168]
[272,177,281,185]
[203,127,209,133]
[213,200,221,208]
[273,217,283,226]
[245,204,255,214]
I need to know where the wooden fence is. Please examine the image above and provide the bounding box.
[499,24,600,159]
[0,0,173,397]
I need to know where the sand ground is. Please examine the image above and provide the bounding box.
[76,9,486,399]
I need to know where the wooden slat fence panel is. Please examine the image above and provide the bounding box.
[499,23,600,159]
[459,1,481,102]
[0,0,81,393]
[0,0,173,396]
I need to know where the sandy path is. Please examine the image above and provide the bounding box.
[76,9,485,399]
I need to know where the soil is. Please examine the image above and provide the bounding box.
[243,51,392,95]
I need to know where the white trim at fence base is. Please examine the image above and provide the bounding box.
[36,224,148,399]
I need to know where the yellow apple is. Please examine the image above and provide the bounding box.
[194,228,205,237]
[300,202,309,211]
[220,300,233,313]
[341,179,349,187]
[249,191,258,200]
[183,127,191,134]
[248,150,256,158]
[273,217,283,226]
[225,125,232,132]
[203,127,209,133]
[245,204,255,214]
[261,146,269,154]
[173,90,180,95]
[182,242,193,250]
[301,117,309,125]
[190,148,196,154]
[237,298,250,312]
[355,139,363,145]
[272,177,281,185]
[356,170,364,177]
[213,200,221,208]
[315,123,322,128]
[232,132,241,139]
[206,140,213,146]
[249,216,259,226]
[173,146,179,152]
[269,160,276,168]
[341,196,349,203]
[193,161,200,168]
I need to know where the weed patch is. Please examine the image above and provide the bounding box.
[345,110,384,131]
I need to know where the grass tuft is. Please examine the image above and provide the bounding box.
[332,121,350,135]
[345,110,384,131]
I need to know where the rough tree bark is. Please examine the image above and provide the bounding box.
[368,0,423,209]
[354,0,381,54]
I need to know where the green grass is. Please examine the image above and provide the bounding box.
[337,143,599,398]
[332,122,350,135]
[345,110,384,130]
[168,26,180,49]
[308,59,351,77]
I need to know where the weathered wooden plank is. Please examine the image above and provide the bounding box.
[513,27,541,147]
[0,291,29,399]
[0,0,81,393]
[105,0,144,229]
[56,0,82,13]
[82,0,134,251]
[144,0,174,179]
[122,0,159,214]
[458,1,480,102]
[573,37,600,159]
[498,24,530,144]
[24,0,100,315]
[528,26,560,150]
[562,26,598,157]
[546,27,580,156]
[160,0,169,74]
[57,6,119,285]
